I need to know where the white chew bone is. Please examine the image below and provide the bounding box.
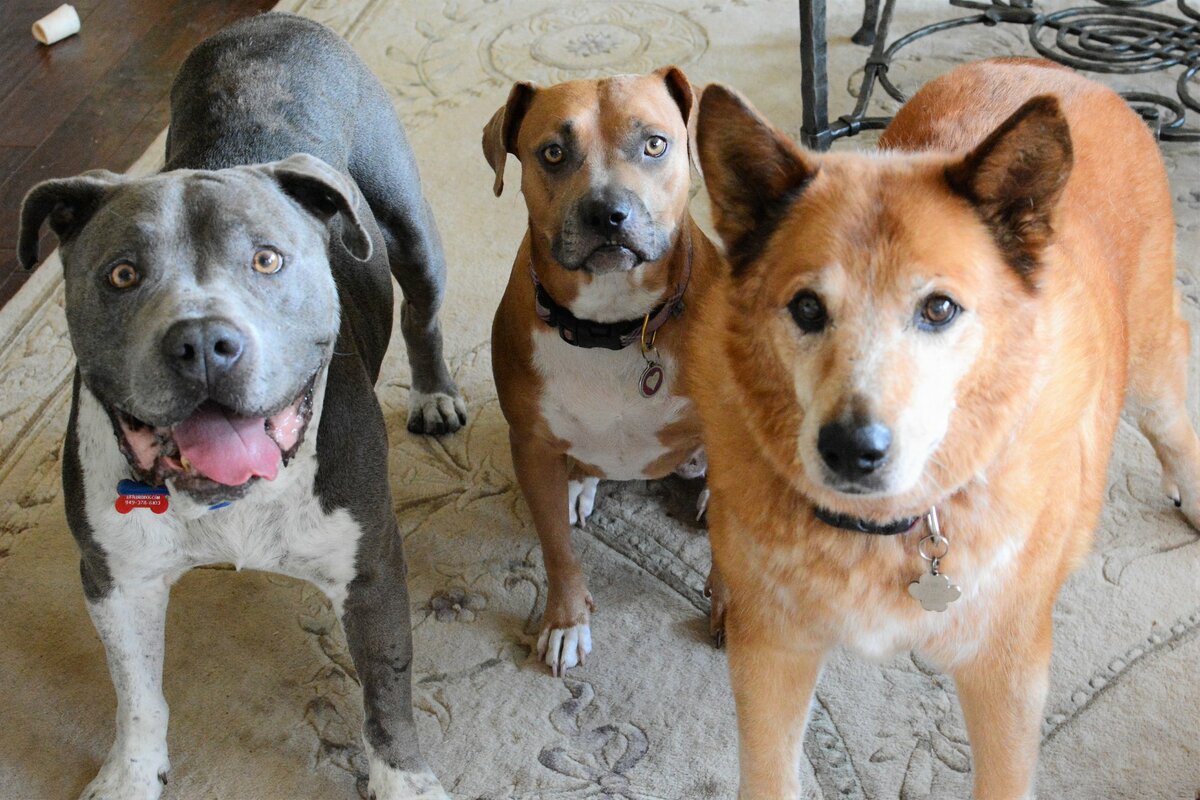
[32,4,80,46]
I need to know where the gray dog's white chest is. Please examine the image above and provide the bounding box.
[76,381,360,597]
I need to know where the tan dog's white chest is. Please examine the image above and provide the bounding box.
[531,327,691,480]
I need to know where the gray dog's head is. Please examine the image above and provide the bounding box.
[19,153,371,502]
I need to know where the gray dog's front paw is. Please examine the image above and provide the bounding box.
[79,753,169,800]
[407,390,467,435]
[367,758,449,800]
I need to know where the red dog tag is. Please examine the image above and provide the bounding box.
[115,479,170,514]
[639,363,665,398]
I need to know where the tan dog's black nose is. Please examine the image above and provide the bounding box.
[818,421,892,479]
[162,317,247,385]
[582,193,632,235]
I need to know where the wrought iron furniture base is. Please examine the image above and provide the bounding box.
[799,0,1200,150]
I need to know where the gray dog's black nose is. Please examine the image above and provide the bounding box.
[583,195,631,235]
[818,421,892,479]
[162,318,246,384]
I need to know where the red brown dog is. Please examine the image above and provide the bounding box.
[483,67,722,676]
[691,59,1200,798]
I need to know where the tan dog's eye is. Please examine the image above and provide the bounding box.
[919,294,960,330]
[788,290,827,334]
[542,144,565,165]
[644,136,668,158]
[252,248,284,275]
[108,261,140,290]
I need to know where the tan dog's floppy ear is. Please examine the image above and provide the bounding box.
[482,82,536,197]
[945,95,1072,287]
[696,84,817,270]
[655,65,700,175]
[267,153,373,261]
[18,170,126,268]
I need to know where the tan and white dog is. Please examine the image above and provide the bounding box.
[483,67,723,676]
[690,59,1200,798]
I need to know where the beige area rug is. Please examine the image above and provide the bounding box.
[1,1,1198,798]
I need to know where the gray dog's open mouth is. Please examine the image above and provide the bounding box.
[107,375,316,496]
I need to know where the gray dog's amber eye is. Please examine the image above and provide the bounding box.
[542,144,565,165]
[108,261,140,289]
[919,294,960,329]
[644,135,667,157]
[252,248,283,275]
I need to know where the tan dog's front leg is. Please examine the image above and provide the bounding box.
[510,430,595,676]
[952,608,1053,800]
[728,606,825,800]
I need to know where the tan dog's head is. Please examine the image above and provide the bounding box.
[696,85,1072,519]
[483,67,696,275]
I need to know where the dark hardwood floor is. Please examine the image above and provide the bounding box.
[0,0,276,309]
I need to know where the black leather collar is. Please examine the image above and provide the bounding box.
[533,282,673,350]
[813,505,920,536]
[529,238,693,351]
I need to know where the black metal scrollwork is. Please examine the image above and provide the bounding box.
[800,0,1199,148]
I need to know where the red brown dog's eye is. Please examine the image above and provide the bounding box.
[542,144,565,165]
[108,261,140,289]
[252,248,283,275]
[919,294,959,329]
[788,290,827,333]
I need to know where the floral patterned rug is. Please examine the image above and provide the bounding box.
[0,1,1197,798]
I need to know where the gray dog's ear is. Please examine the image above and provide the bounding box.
[18,170,127,268]
[482,82,536,197]
[655,66,701,177]
[264,154,373,261]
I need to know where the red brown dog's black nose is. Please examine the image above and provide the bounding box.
[162,317,247,384]
[818,421,892,479]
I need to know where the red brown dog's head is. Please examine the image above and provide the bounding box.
[482,68,696,276]
[696,84,1072,520]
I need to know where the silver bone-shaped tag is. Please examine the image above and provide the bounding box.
[907,508,961,612]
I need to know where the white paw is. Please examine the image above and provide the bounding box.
[1162,475,1200,531]
[674,448,708,480]
[367,756,449,800]
[79,751,169,800]
[407,390,467,436]
[568,477,600,526]
[537,623,593,677]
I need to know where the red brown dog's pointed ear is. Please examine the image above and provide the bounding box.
[697,84,817,270]
[19,171,126,268]
[945,95,1073,287]
[655,65,700,175]
[482,81,536,197]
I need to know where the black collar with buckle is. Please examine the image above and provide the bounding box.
[530,241,692,351]
[813,505,920,536]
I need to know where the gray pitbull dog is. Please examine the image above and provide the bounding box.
[17,13,459,800]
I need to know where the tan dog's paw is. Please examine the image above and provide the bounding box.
[705,566,729,649]
[537,586,596,677]
[537,623,592,678]
[407,390,467,435]
[568,476,600,526]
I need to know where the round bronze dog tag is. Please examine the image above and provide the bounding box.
[639,363,664,398]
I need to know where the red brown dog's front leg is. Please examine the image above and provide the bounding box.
[510,429,595,676]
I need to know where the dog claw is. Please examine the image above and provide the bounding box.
[537,622,592,676]
[407,390,467,436]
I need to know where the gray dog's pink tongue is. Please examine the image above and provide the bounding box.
[173,402,280,486]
